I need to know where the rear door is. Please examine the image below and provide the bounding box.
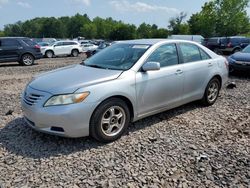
[0,39,21,61]
[178,43,213,103]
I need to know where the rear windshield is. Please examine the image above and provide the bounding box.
[22,39,37,46]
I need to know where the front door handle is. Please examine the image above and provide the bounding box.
[175,69,183,75]
[18,47,23,50]
[0,48,2,51]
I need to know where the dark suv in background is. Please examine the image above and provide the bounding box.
[203,36,250,55]
[0,37,43,66]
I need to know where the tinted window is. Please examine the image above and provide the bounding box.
[55,42,63,46]
[1,39,20,47]
[147,44,178,67]
[179,43,202,63]
[199,49,211,60]
[22,38,36,46]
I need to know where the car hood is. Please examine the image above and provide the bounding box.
[29,64,123,94]
[231,52,250,61]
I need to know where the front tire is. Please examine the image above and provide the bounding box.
[45,50,54,58]
[20,54,34,66]
[201,78,220,106]
[90,98,130,142]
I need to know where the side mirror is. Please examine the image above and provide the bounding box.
[142,62,160,72]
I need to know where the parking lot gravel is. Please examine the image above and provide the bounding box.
[0,57,249,188]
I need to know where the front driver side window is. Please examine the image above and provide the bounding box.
[146,43,179,68]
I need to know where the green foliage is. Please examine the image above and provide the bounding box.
[5,0,249,40]
[168,12,190,35]
[3,13,169,40]
[188,0,250,37]
[0,30,5,37]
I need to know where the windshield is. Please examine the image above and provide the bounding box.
[49,42,55,46]
[242,45,250,53]
[84,43,150,70]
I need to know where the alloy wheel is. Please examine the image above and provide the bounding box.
[101,106,126,137]
[207,82,219,103]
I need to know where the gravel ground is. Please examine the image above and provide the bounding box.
[0,57,249,188]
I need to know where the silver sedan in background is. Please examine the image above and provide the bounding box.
[21,39,228,142]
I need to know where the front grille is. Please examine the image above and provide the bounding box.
[23,92,44,106]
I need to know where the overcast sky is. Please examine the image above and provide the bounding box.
[0,0,249,29]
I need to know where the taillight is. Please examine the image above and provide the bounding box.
[227,42,232,48]
[34,45,40,49]
[224,60,229,70]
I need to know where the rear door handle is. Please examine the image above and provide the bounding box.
[0,48,2,51]
[175,69,183,75]
[18,47,23,50]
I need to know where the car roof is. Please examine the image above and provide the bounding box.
[55,40,78,43]
[0,37,29,39]
[117,39,199,45]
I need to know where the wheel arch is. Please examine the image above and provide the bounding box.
[20,52,35,61]
[212,75,222,89]
[92,95,135,122]
[45,49,54,54]
[71,48,79,53]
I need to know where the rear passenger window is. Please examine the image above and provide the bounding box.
[22,39,36,46]
[1,39,20,47]
[199,49,211,60]
[146,44,179,68]
[179,43,202,63]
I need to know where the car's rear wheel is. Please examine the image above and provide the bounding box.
[233,48,241,53]
[71,49,79,57]
[45,50,54,58]
[20,54,34,66]
[214,48,222,55]
[202,78,220,106]
[90,98,130,142]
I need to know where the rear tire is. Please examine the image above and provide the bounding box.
[201,78,220,106]
[233,48,241,54]
[71,49,79,57]
[214,48,222,55]
[90,98,130,143]
[45,50,54,58]
[20,54,34,66]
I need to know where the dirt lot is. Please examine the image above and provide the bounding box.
[0,57,249,188]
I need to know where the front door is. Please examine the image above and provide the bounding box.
[53,42,65,55]
[136,43,184,116]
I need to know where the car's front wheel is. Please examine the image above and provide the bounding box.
[20,54,34,66]
[45,50,54,58]
[202,78,220,106]
[90,98,130,142]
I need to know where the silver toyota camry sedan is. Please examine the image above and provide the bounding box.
[21,39,228,142]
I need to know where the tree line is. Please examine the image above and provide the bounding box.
[0,0,249,39]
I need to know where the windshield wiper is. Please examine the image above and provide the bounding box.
[83,63,106,69]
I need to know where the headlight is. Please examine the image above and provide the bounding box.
[44,92,90,107]
[228,56,236,64]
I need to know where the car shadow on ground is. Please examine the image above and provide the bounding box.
[0,102,200,159]
[229,71,250,79]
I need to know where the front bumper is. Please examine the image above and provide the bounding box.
[21,86,98,138]
[229,62,250,72]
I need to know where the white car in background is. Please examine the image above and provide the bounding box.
[81,43,98,52]
[42,41,83,58]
